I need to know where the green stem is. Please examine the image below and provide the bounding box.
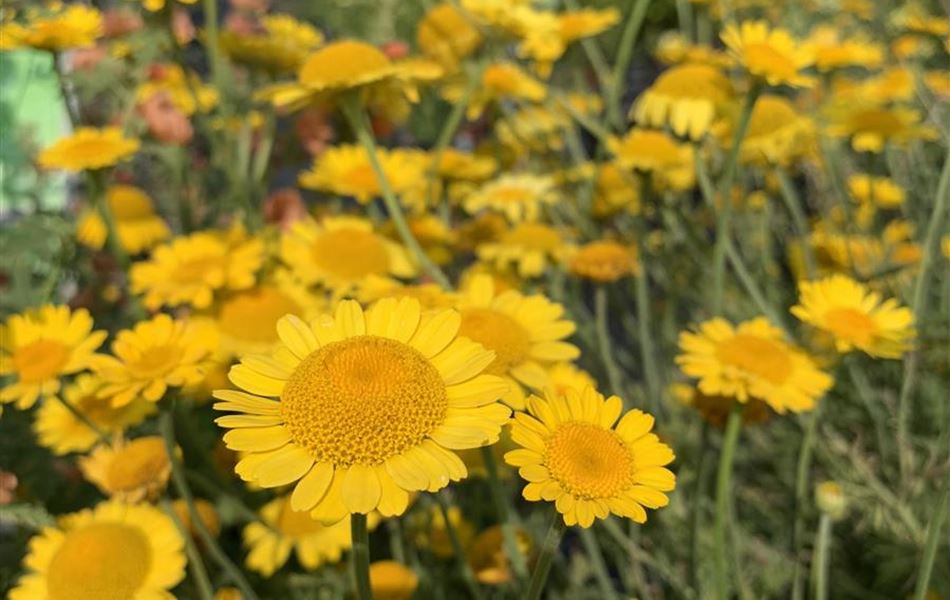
[595,286,625,398]
[775,169,817,279]
[790,404,821,600]
[810,515,832,600]
[54,391,111,446]
[480,446,529,584]
[87,170,131,271]
[525,511,567,600]
[600,518,661,600]
[161,498,214,600]
[351,513,374,600]
[634,241,661,414]
[711,85,761,314]
[563,0,613,95]
[607,0,652,130]
[159,411,260,600]
[714,403,744,600]
[342,100,452,289]
[724,238,787,330]
[201,0,226,98]
[579,528,618,600]
[386,519,406,565]
[912,484,950,600]
[51,52,80,126]
[435,493,483,600]
[689,423,710,592]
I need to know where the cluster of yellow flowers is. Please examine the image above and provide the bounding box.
[1,0,947,599]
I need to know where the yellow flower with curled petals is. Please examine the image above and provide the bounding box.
[721,21,815,88]
[76,185,170,255]
[79,436,172,503]
[38,127,139,172]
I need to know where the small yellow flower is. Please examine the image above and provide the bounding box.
[3,5,103,51]
[93,314,216,407]
[137,64,218,115]
[825,102,938,153]
[435,149,498,182]
[722,21,815,88]
[815,481,848,520]
[631,62,734,140]
[592,163,641,217]
[370,561,420,600]
[79,436,172,502]
[547,362,598,398]
[791,275,915,359]
[76,185,171,255]
[466,524,532,584]
[517,8,620,77]
[729,95,814,167]
[446,62,547,120]
[462,174,559,223]
[358,276,459,310]
[609,128,695,190]
[417,3,483,70]
[847,174,906,209]
[477,222,570,278]
[505,386,676,527]
[140,0,199,12]
[298,144,429,207]
[8,501,185,600]
[214,285,315,357]
[569,240,640,282]
[806,26,884,72]
[219,14,324,74]
[0,305,106,409]
[38,127,139,172]
[676,317,833,414]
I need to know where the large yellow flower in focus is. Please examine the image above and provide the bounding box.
[791,275,915,358]
[456,275,580,409]
[9,501,185,600]
[130,229,264,310]
[38,127,139,172]
[214,298,511,522]
[631,62,734,140]
[0,305,106,409]
[505,386,676,527]
[298,144,429,206]
[280,216,416,297]
[3,5,102,51]
[721,21,815,88]
[676,317,833,414]
[93,314,216,407]
[76,185,171,255]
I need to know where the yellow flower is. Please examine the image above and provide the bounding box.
[130,229,264,310]
[791,275,915,358]
[462,174,559,223]
[243,495,367,576]
[721,21,815,88]
[9,501,185,600]
[446,62,547,120]
[654,31,732,67]
[3,5,102,51]
[38,127,139,172]
[257,40,442,112]
[214,285,315,357]
[815,481,848,520]
[0,305,106,409]
[76,185,171,255]
[33,374,155,455]
[631,62,734,140]
[592,163,641,217]
[676,317,833,413]
[141,0,199,12]
[847,174,906,209]
[358,276,458,310]
[436,149,498,182]
[298,144,429,207]
[505,386,676,527]
[825,102,938,153]
[214,298,512,522]
[137,64,218,116]
[806,26,884,72]
[93,314,216,407]
[79,436,172,502]
[219,14,324,74]
[728,95,814,166]
[547,362,598,398]
[609,128,695,190]
[370,561,419,600]
[924,69,950,101]
[477,222,570,278]
[456,274,579,409]
[280,216,416,297]
[569,240,640,282]
[466,524,532,584]
[417,3,483,71]
[410,504,475,558]
[517,8,620,77]
[671,382,771,429]
[496,105,571,152]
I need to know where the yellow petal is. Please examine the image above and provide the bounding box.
[341,464,381,513]
[276,315,319,359]
[223,426,290,452]
[255,445,314,487]
[291,462,335,512]
[409,309,461,358]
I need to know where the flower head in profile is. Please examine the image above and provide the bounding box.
[370,561,419,600]
[676,317,833,413]
[298,144,429,207]
[137,64,218,116]
[38,127,139,172]
[609,128,695,191]
[476,222,571,278]
[79,436,172,502]
[727,95,814,167]
[791,275,915,358]
[847,174,905,209]
[76,185,170,255]
[569,240,640,282]
[505,386,676,527]
[824,102,937,153]
[9,501,185,600]
[456,275,579,409]
[93,314,216,407]
[3,5,103,51]
[0,306,106,409]
[721,21,815,88]
[215,298,511,523]
[219,13,324,74]
[462,174,559,223]
[445,62,547,120]
[631,62,734,140]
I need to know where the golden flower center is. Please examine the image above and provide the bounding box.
[219,287,301,344]
[458,308,531,376]
[343,164,382,194]
[129,344,183,378]
[276,501,330,537]
[716,334,792,384]
[105,438,169,492]
[743,43,796,80]
[13,339,70,383]
[311,230,391,280]
[47,523,151,600]
[281,336,448,467]
[545,422,634,499]
[823,307,878,346]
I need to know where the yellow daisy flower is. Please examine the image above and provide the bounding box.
[214,285,313,357]
[37,127,139,172]
[654,31,733,67]
[568,240,640,282]
[417,3,484,71]
[141,0,199,12]
[721,21,816,88]
[505,386,676,527]
[358,276,458,310]
[298,144,429,206]
[791,275,915,358]
[592,163,641,217]
[547,362,598,398]
[93,314,216,407]
[0,305,106,409]
[79,436,172,502]
[518,8,620,77]
[435,149,498,182]
[8,501,185,600]
[3,5,102,51]
[76,184,171,255]
[456,274,580,409]
[243,495,370,576]
[476,222,570,278]
[825,102,938,153]
[631,62,734,140]
[847,174,906,209]
[806,26,884,72]
[279,216,416,297]
[728,95,814,167]
[137,64,218,116]
[370,561,419,600]
[34,374,155,455]
[609,128,695,190]
[676,317,833,414]
[214,297,512,522]
[219,14,324,74]
[130,229,264,310]
[446,62,547,120]
[462,174,559,223]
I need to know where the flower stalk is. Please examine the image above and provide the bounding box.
[713,402,744,600]
[525,511,567,600]
[351,513,374,600]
